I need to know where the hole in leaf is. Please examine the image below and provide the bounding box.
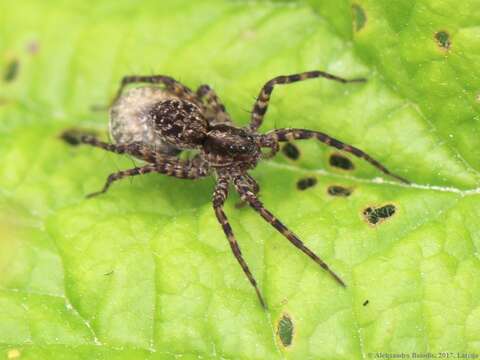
[329,153,354,170]
[327,185,352,197]
[435,31,451,50]
[297,177,317,190]
[363,300,369,306]
[277,314,294,347]
[352,4,366,32]
[363,204,396,225]
[4,58,19,82]
[282,142,300,160]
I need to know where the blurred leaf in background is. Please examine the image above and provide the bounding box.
[0,0,479,359]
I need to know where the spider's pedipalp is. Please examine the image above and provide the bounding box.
[233,176,346,288]
[264,129,409,184]
[213,176,266,308]
[249,70,366,131]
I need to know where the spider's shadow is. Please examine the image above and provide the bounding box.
[122,172,215,211]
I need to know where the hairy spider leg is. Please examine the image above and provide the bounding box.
[196,84,232,125]
[61,130,210,197]
[62,130,151,159]
[63,130,175,163]
[249,70,365,131]
[234,175,346,288]
[243,173,260,194]
[213,176,266,308]
[264,128,409,184]
[112,75,199,107]
[234,173,260,209]
[86,165,158,198]
[87,160,208,198]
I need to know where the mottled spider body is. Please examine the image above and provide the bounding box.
[109,86,180,155]
[110,86,261,171]
[62,71,408,308]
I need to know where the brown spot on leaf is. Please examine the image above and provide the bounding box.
[297,177,317,190]
[329,153,354,170]
[282,142,300,160]
[4,59,19,82]
[327,185,352,197]
[352,4,367,32]
[363,204,396,225]
[435,31,451,51]
[277,313,294,347]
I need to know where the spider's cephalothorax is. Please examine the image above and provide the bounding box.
[62,71,409,308]
[203,125,260,170]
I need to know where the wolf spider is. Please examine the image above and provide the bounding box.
[62,70,408,308]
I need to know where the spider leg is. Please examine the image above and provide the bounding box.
[86,165,157,198]
[213,176,266,308]
[234,173,260,209]
[196,84,232,125]
[249,70,365,131]
[87,158,209,198]
[263,128,409,184]
[60,129,207,171]
[61,130,210,197]
[61,129,146,158]
[243,173,260,194]
[233,176,346,288]
[112,74,198,106]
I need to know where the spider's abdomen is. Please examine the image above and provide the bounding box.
[109,87,180,155]
[149,99,208,149]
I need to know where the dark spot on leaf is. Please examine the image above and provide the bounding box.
[352,4,366,32]
[363,204,396,225]
[104,270,114,276]
[297,177,317,190]
[329,153,354,170]
[282,142,300,160]
[363,300,369,306]
[327,185,352,197]
[4,59,19,82]
[277,314,294,347]
[435,31,451,50]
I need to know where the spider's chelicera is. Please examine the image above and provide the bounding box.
[62,71,408,308]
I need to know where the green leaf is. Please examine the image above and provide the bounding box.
[1,0,479,359]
